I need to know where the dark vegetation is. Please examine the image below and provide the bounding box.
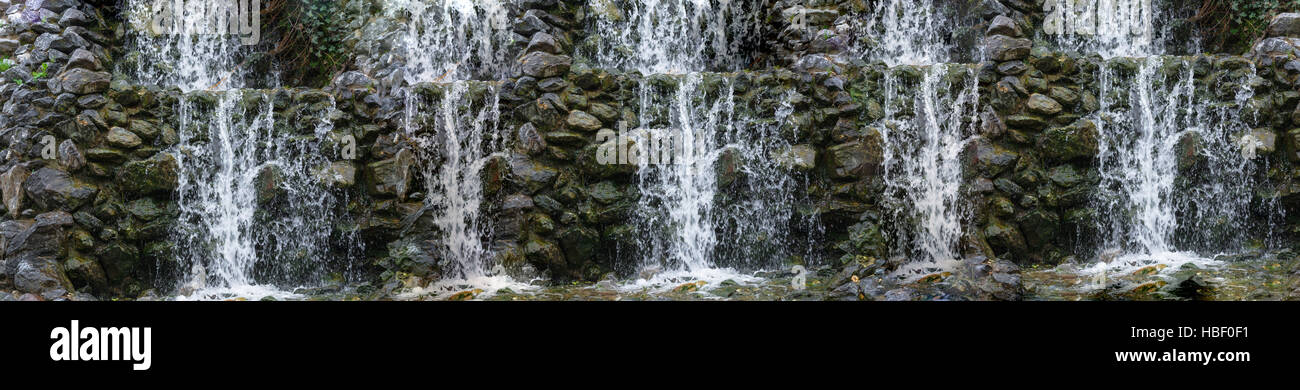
[1194,0,1300,53]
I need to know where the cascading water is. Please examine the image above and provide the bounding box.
[396,0,513,83]
[630,74,732,284]
[119,1,351,298]
[173,90,347,299]
[1042,0,1160,57]
[877,65,981,278]
[122,0,256,89]
[585,0,763,73]
[584,1,789,289]
[404,82,525,296]
[387,1,526,296]
[854,0,949,66]
[627,73,803,290]
[1089,57,1259,279]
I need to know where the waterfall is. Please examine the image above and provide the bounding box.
[632,74,728,277]
[173,91,345,299]
[120,1,351,298]
[391,1,523,295]
[878,65,982,278]
[856,0,949,66]
[1092,57,1258,273]
[1042,0,1159,57]
[397,0,513,83]
[123,0,253,90]
[585,0,762,74]
[711,88,802,270]
[406,82,518,293]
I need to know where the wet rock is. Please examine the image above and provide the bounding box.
[365,149,414,199]
[996,60,1028,75]
[544,131,585,146]
[254,165,285,205]
[566,110,603,132]
[314,161,357,188]
[1175,132,1204,171]
[330,71,373,91]
[1251,37,1300,59]
[587,103,619,123]
[39,0,79,13]
[0,39,18,53]
[524,235,566,276]
[1047,86,1080,108]
[1026,93,1063,116]
[1268,13,1300,38]
[557,226,599,277]
[986,15,1022,37]
[984,35,1031,61]
[116,153,180,196]
[517,123,547,155]
[1251,128,1277,155]
[2,211,76,300]
[772,144,817,171]
[1005,114,1047,131]
[1017,209,1060,249]
[525,32,560,54]
[58,68,111,95]
[105,126,142,149]
[517,95,565,131]
[503,194,534,210]
[509,153,558,193]
[537,77,567,92]
[1038,119,1098,163]
[63,251,107,293]
[65,48,100,71]
[59,7,90,26]
[827,140,881,179]
[22,167,97,211]
[984,218,1028,260]
[964,138,1019,178]
[588,181,621,204]
[519,52,571,78]
[0,165,30,218]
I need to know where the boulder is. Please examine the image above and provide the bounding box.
[105,126,143,149]
[22,167,97,211]
[365,149,414,199]
[116,153,180,196]
[1,211,76,300]
[65,48,101,71]
[987,15,1022,37]
[58,68,111,95]
[772,144,817,171]
[1026,93,1063,116]
[0,165,29,218]
[1268,13,1300,38]
[525,32,561,54]
[827,137,882,179]
[1038,119,1098,163]
[519,52,572,78]
[509,153,558,194]
[566,110,603,132]
[984,35,1031,61]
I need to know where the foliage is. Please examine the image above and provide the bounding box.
[266,0,355,87]
[0,57,12,73]
[1194,0,1300,53]
[31,62,49,79]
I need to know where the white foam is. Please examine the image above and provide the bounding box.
[174,284,302,301]
[399,275,542,300]
[1079,250,1221,290]
[614,267,766,295]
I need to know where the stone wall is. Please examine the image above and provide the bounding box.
[2,1,1298,300]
